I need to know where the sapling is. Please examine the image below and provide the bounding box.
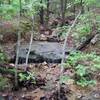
[58,11,81,99]
[25,15,34,70]
[15,0,21,87]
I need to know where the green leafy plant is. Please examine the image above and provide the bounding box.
[18,72,36,84]
[0,0,20,20]
[0,0,46,20]
[75,64,96,87]
[76,23,91,35]
[0,51,7,63]
[64,51,100,87]
[0,77,9,91]
[54,25,69,38]
[75,0,96,6]
[60,75,74,85]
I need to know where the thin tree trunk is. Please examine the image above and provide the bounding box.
[61,11,81,72]
[40,0,44,25]
[25,15,34,70]
[60,0,67,25]
[8,0,11,4]
[46,0,50,26]
[15,0,22,87]
[15,27,21,87]
[73,0,76,17]
[60,0,64,25]
[64,0,67,23]
[80,0,84,13]
[58,11,81,100]
[19,0,22,16]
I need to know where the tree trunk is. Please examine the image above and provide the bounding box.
[46,0,50,26]
[25,15,34,70]
[80,0,84,13]
[60,0,67,25]
[19,0,22,16]
[61,0,64,25]
[8,0,11,4]
[39,0,44,25]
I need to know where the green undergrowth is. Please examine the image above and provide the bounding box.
[0,76,10,91]
[0,51,8,63]
[60,51,100,87]
[18,71,36,85]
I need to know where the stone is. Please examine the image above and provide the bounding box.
[17,41,72,64]
[91,34,100,44]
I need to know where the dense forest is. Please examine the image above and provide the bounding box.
[0,0,100,100]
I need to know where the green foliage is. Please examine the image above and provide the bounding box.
[55,25,69,38]
[0,0,46,20]
[22,0,46,16]
[76,77,96,87]
[0,0,20,20]
[76,64,87,77]
[0,51,7,63]
[67,51,100,70]
[75,64,96,87]
[0,76,9,91]
[66,51,82,66]
[18,72,36,84]
[60,75,71,84]
[95,0,100,7]
[75,0,96,6]
[73,12,93,44]
[63,51,100,87]
[60,75,74,85]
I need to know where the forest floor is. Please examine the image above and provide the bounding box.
[0,36,100,100]
[0,11,100,99]
[0,62,100,100]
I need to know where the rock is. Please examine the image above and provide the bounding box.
[42,62,48,67]
[17,41,72,64]
[91,34,100,44]
[40,34,47,41]
[22,87,27,92]
[80,90,100,100]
